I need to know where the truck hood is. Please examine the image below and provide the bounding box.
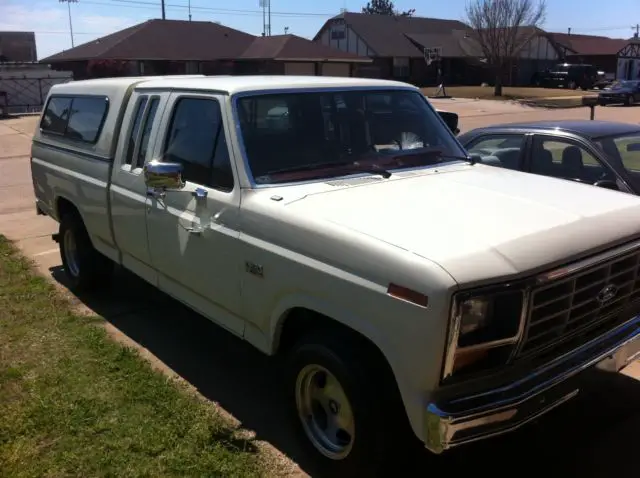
[282,165,640,285]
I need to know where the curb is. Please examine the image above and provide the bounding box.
[517,99,587,110]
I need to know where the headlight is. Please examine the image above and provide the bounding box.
[443,289,525,380]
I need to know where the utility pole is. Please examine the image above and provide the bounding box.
[188,0,192,21]
[161,0,166,20]
[59,0,78,48]
[633,24,639,38]
[259,0,270,36]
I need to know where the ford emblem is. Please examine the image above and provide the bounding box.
[596,284,618,305]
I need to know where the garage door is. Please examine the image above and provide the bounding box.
[321,63,351,77]
[284,62,315,76]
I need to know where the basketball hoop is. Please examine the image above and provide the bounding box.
[423,46,442,66]
[423,46,450,99]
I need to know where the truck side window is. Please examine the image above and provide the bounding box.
[41,97,72,135]
[124,96,148,166]
[66,97,109,143]
[164,97,234,191]
[134,97,160,169]
[40,95,108,144]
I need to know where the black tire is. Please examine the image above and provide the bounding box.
[59,212,113,292]
[285,329,412,477]
[626,95,634,106]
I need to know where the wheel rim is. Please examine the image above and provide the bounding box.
[295,364,355,460]
[63,229,80,278]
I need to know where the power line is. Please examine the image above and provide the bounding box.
[47,0,640,31]
[103,0,333,17]
[547,25,637,33]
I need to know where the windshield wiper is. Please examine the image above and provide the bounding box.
[384,148,475,165]
[264,161,392,179]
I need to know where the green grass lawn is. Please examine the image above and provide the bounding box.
[0,236,262,477]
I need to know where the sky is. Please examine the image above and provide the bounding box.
[1,0,638,60]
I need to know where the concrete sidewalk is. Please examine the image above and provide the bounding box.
[0,119,59,273]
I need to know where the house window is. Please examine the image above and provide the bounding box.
[392,57,410,78]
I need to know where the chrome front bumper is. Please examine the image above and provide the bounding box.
[424,315,640,454]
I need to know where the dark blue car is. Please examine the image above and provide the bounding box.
[598,80,640,106]
[458,120,640,195]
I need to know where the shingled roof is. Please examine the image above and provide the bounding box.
[405,31,483,58]
[239,34,371,62]
[315,12,474,58]
[40,19,255,63]
[547,32,630,56]
[40,19,368,64]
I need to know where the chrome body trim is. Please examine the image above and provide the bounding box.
[229,86,469,189]
[535,238,640,284]
[426,315,640,454]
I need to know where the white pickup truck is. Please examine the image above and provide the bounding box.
[31,75,640,475]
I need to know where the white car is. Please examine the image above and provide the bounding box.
[30,74,640,475]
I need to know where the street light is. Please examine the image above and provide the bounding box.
[59,0,78,48]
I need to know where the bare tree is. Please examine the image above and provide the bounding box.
[465,0,546,96]
[362,0,415,16]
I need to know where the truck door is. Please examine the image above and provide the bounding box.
[145,92,244,336]
[110,91,165,284]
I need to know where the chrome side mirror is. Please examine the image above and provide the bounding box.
[144,161,185,190]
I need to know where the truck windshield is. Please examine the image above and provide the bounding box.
[235,89,466,185]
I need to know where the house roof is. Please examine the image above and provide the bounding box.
[40,19,255,63]
[547,32,630,56]
[405,31,483,58]
[40,20,368,64]
[316,12,473,58]
[238,34,370,62]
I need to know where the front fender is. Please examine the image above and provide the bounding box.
[268,292,390,357]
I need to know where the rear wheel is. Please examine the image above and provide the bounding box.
[626,95,635,106]
[285,329,411,476]
[59,212,113,291]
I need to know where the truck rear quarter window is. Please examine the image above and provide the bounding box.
[41,97,72,135]
[40,95,109,144]
[135,97,160,169]
[124,96,149,166]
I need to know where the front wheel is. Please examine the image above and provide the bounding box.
[59,212,113,291]
[285,331,410,476]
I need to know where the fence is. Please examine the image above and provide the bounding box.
[0,73,73,115]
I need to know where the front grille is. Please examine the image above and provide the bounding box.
[518,248,640,358]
